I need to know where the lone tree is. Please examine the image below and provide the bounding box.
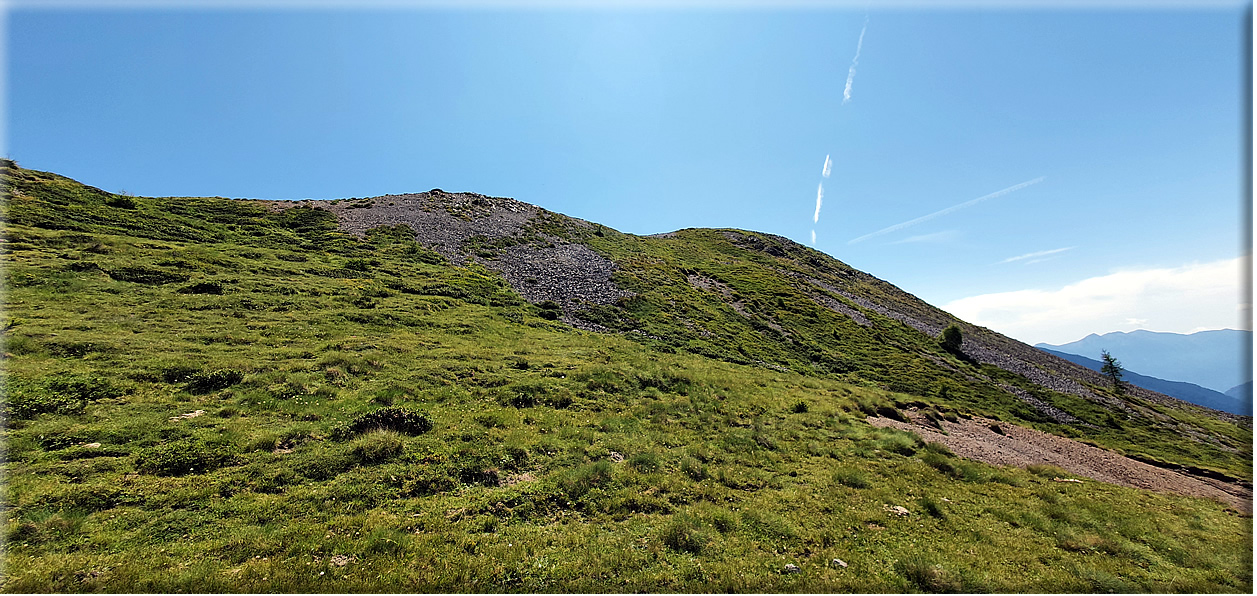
[940,324,963,352]
[1100,350,1126,394]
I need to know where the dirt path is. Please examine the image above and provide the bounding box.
[868,412,1252,514]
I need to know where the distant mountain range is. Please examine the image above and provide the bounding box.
[1037,329,1251,394]
[1037,347,1250,416]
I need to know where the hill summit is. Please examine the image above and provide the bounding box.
[1,160,1251,592]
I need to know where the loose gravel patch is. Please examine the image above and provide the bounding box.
[869,412,1252,514]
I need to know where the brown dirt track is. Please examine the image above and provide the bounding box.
[868,411,1252,514]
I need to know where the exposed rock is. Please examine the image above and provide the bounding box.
[330,555,353,567]
[782,563,801,574]
[170,409,206,421]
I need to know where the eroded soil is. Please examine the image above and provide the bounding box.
[869,411,1253,514]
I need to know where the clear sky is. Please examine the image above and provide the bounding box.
[4,1,1251,345]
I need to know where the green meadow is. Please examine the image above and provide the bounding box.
[1,161,1251,592]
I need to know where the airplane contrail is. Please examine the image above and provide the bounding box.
[847,176,1046,245]
[814,183,824,223]
[822,154,832,178]
[842,17,869,105]
[998,246,1075,264]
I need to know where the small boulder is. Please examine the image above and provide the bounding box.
[832,558,848,569]
[783,563,801,574]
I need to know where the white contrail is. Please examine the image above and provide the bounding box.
[997,246,1075,264]
[848,176,1046,245]
[822,154,832,178]
[814,183,824,223]
[842,17,869,105]
[811,229,816,245]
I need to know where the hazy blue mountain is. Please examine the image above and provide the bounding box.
[1036,329,1251,394]
[1037,347,1249,415]
[1225,381,1252,407]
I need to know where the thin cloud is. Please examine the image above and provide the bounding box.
[889,230,961,245]
[943,256,1250,345]
[842,16,869,105]
[848,176,1045,245]
[811,229,816,245]
[822,154,832,178]
[997,246,1075,265]
[814,182,824,223]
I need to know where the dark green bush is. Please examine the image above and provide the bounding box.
[791,400,809,413]
[134,440,236,476]
[186,369,244,394]
[875,405,906,422]
[105,195,137,209]
[940,324,963,352]
[160,364,202,384]
[337,406,433,439]
[178,281,224,295]
[537,301,562,320]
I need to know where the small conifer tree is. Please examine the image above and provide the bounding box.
[1101,350,1126,395]
[940,324,963,352]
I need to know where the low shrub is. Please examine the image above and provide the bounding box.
[179,281,224,295]
[896,555,964,593]
[920,496,947,519]
[558,460,614,500]
[628,452,661,472]
[661,515,709,554]
[186,369,244,394]
[134,440,236,476]
[923,441,955,457]
[336,407,433,439]
[922,451,962,478]
[680,455,707,481]
[350,430,406,464]
[878,431,921,456]
[537,301,562,320]
[833,468,871,489]
[291,449,355,481]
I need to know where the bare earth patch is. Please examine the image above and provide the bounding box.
[868,412,1252,514]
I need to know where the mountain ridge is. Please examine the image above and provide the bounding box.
[1037,346,1249,416]
[1038,329,1251,394]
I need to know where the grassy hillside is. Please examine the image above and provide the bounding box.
[1,161,1251,592]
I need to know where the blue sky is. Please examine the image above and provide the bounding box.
[5,1,1251,344]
